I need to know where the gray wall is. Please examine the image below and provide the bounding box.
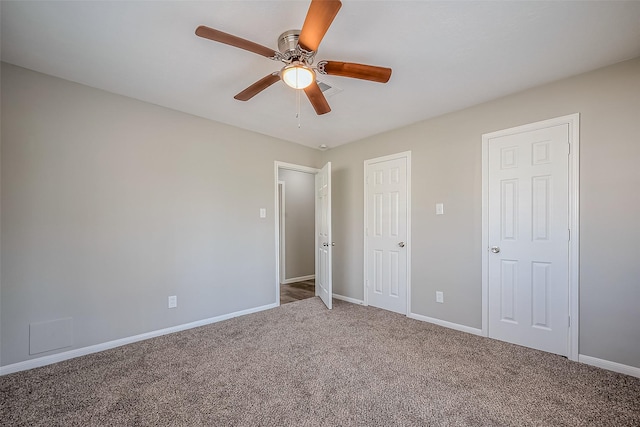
[323,57,640,369]
[2,57,639,370]
[0,63,320,366]
[278,169,315,281]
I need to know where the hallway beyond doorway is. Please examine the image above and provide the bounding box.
[280,280,315,305]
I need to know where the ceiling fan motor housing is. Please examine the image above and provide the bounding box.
[277,30,315,64]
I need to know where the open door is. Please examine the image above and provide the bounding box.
[315,162,332,309]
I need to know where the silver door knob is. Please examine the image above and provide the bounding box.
[398,242,405,248]
[332,242,335,246]
[490,246,500,253]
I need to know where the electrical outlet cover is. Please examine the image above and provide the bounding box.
[168,295,177,308]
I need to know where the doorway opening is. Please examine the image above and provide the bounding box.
[275,162,318,306]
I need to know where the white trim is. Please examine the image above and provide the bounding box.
[274,161,320,307]
[363,151,412,314]
[281,274,315,285]
[278,180,286,284]
[481,113,580,361]
[406,154,412,315]
[481,136,489,336]
[275,161,320,175]
[579,355,640,379]
[567,115,580,362]
[408,312,483,336]
[363,162,367,306]
[0,302,278,376]
[333,294,365,305]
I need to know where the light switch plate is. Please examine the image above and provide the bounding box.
[260,208,266,218]
[435,203,444,215]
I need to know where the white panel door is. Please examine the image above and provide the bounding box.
[315,162,332,309]
[365,156,408,314]
[488,124,569,355]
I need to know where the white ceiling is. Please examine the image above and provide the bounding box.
[2,1,640,150]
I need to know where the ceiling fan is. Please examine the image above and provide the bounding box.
[195,0,392,115]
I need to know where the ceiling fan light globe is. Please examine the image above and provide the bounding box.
[282,64,315,89]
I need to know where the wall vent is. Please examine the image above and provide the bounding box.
[29,317,74,355]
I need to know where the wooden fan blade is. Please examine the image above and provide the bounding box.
[234,73,280,101]
[321,61,392,83]
[195,25,278,59]
[298,0,342,52]
[303,81,331,115]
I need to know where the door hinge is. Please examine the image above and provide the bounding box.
[568,316,571,327]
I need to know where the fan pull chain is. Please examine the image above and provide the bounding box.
[296,89,301,128]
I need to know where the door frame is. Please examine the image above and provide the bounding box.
[278,180,286,285]
[274,161,320,306]
[481,113,580,361]
[363,151,412,314]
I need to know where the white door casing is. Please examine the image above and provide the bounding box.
[482,114,580,359]
[278,181,286,285]
[316,162,332,309]
[364,152,411,315]
[274,162,328,307]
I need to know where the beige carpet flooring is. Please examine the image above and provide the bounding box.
[1,297,639,426]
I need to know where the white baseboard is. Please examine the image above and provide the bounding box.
[0,302,278,376]
[579,354,640,378]
[408,312,483,336]
[281,275,315,285]
[407,315,640,378]
[333,294,364,305]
